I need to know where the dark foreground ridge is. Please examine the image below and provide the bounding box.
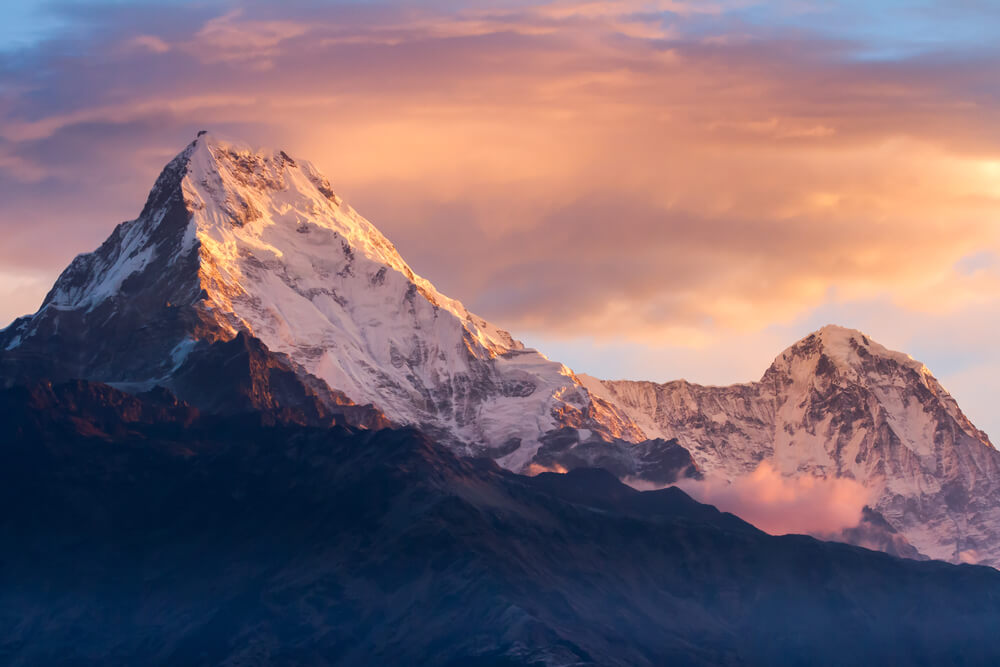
[2,381,1000,666]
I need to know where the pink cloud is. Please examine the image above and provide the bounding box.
[670,463,870,536]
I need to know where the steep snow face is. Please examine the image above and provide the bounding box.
[2,133,641,458]
[181,136,516,353]
[176,135,642,455]
[598,325,1000,566]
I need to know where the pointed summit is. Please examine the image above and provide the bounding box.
[768,324,930,382]
[761,324,990,446]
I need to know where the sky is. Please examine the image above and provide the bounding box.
[1,0,999,436]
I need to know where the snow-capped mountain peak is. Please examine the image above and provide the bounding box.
[596,325,1000,564]
[768,324,930,381]
[764,325,989,448]
[2,132,642,460]
[176,133,519,356]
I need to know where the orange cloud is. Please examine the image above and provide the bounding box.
[526,462,569,476]
[2,1,1000,349]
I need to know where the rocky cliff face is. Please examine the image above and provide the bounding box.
[592,325,1000,565]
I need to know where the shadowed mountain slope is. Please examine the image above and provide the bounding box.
[2,381,1000,666]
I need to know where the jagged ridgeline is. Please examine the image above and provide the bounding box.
[2,133,999,566]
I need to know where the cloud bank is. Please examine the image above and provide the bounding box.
[667,463,871,536]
